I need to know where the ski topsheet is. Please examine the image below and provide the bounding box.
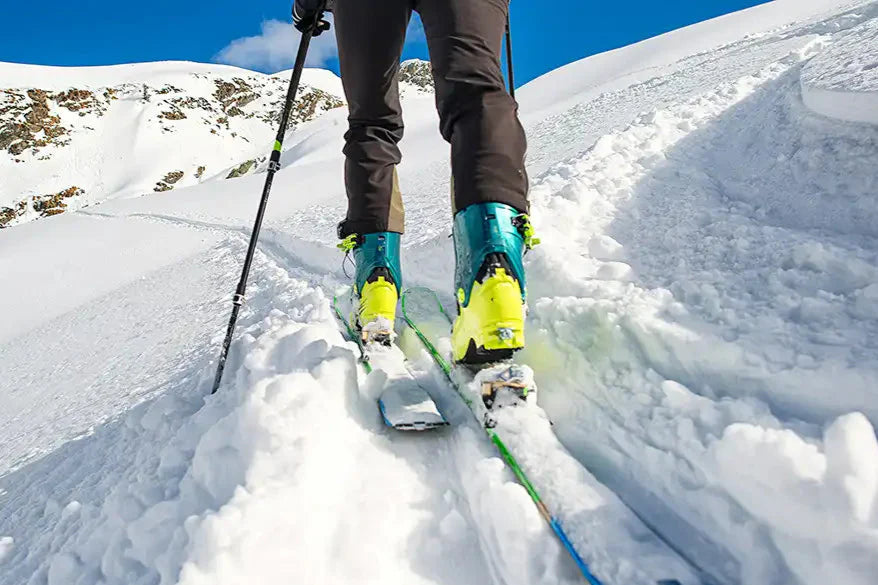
[332,289,448,431]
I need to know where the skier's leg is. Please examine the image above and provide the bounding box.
[334,0,411,237]
[334,0,411,341]
[417,0,532,362]
[416,0,528,214]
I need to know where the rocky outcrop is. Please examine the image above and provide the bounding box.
[1,65,349,228]
[0,87,121,156]
[1,89,68,155]
[154,171,184,192]
[0,200,28,227]
[53,88,109,116]
[290,87,344,125]
[159,108,187,121]
[214,78,259,117]
[398,60,434,92]
[226,159,256,179]
[0,186,85,227]
[33,186,84,215]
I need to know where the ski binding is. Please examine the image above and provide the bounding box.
[332,291,448,432]
[360,316,395,346]
[476,363,534,409]
[467,363,537,428]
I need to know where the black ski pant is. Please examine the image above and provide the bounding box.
[334,0,529,237]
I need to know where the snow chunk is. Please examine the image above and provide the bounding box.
[709,413,878,585]
[824,413,878,524]
[0,536,13,563]
[801,18,878,125]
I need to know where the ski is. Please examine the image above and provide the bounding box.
[399,286,606,584]
[332,290,448,431]
[400,286,690,585]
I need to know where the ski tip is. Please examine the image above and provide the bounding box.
[377,397,449,431]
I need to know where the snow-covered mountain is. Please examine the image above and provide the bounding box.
[0,59,434,228]
[1,2,877,585]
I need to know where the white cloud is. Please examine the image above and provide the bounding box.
[215,15,427,72]
[214,18,339,71]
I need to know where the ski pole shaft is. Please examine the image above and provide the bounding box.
[505,11,515,99]
[211,8,325,395]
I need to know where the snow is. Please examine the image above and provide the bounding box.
[801,16,878,124]
[516,18,878,577]
[0,60,345,96]
[2,1,878,584]
[0,536,13,563]
[517,0,869,119]
[708,413,878,584]
[0,60,347,223]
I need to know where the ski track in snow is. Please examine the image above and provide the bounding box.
[2,1,878,584]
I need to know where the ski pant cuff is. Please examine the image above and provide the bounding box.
[337,219,404,239]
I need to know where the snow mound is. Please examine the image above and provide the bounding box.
[709,413,878,585]
[513,22,878,585]
[801,16,878,124]
[0,243,692,585]
[2,261,492,585]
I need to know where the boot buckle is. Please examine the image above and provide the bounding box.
[497,327,514,340]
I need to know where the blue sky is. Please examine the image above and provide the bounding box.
[2,1,769,85]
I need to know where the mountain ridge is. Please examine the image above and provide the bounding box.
[0,59,434,228]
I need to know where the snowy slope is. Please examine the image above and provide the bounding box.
[0,61,346,226]
[0,60,432,228]
[2,1,878,585]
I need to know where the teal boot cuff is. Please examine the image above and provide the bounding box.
[352,232,403,294]
[452,203,527,307]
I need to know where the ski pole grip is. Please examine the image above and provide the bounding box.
[292,0,331,34]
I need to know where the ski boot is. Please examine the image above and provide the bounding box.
[338,231,402,345]
[451,202,538,365]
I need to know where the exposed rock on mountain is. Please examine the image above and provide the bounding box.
[0,62,347,226]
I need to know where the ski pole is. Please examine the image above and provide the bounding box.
[505,11,516,99]
[211,3,328,395]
